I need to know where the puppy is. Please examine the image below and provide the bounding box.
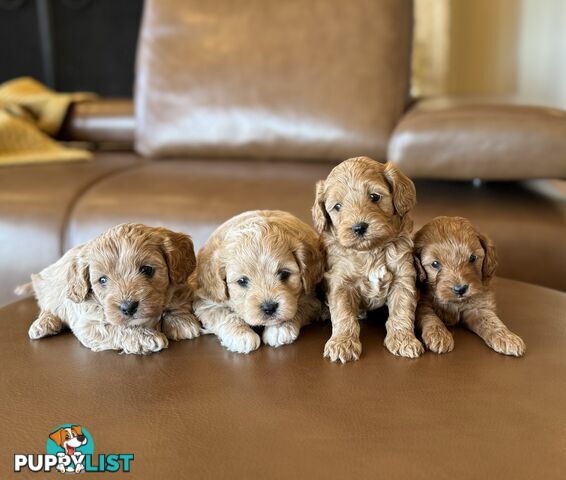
[413,216,525,356]
[20,223,200,354]
[194,210,324,354]
[313,156,424,362]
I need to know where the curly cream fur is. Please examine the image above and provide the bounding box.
[193,210,324,354]
[313,157,424,362]
[21,223,200,354]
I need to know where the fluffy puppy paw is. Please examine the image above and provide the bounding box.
[324,335,362,363]
[221,329,261,354]
[28,313,62,339]
[121,329,168,355]
[28,320,50,340]
[162,313,201,341]
[385,331,424,358]
[263,322,300,347]
[486,330,526,357]
[422,326,454,354]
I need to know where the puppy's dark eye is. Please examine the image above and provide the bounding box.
[139,265,155,277]
[469,254,477,263]
[431,261,441,270]
[369,193,381,203]
[98,276,108,285]
[237,277,249,288]
[333,203,342,212]
[278,270,291,281]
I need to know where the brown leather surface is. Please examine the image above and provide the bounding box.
[135,0,412,160]
[0,153,144,306]
[59,99,134,147]
[389,97,566,180]
[2,278,566,479]
[66,155,566,291]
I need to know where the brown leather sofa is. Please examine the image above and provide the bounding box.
[2,2,566,478]
[1,1,565,309]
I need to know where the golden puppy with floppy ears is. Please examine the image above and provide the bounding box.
[193,210,325,354]
[414,216,525,356]
[19,223,200,354]
[313,156,424,362]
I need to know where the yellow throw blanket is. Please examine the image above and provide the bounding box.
[0,77,95,167]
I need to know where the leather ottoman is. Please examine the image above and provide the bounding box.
[1,278,565,479]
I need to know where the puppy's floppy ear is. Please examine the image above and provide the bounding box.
[312,180,331,233]
[49,428,65,447]
[196,247,228,302]
[71,425,83,436]
[384,162,416,217]
[292,236,325,295]
[157,228,196,285]
[67,254,90,303]
[477,231,497,284]
[413,253,427,283]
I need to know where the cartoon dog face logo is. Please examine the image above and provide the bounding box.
[49,426,88,473]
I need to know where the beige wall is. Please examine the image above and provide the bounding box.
[413,0,566,108]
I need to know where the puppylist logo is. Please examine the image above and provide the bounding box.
[14,424,134,474]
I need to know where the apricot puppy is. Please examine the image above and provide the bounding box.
[194,210,324,354]
[20,223,200,354]
[414,216,525,356]
[313,156,424,362]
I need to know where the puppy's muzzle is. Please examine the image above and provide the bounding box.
[352,222,368,237]
[119,300,139,316]
[260,300,279,317]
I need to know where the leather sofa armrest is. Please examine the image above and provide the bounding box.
[59,98,134,148]
[388,96,566,181]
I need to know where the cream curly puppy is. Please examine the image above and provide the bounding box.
[18,223,200,354]
[194,210,324,354]
[313,156,424,363]
[414,216,526,356]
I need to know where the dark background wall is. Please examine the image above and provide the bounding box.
[0,0,143,96]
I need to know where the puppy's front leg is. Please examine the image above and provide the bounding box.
[462,309,525,357]
[28,310,64,339]
[384,275,424,358]
[194,298,260,354]
[162,308,201,341]
[417,303,454,354]
[324,286,362,363]
[263,295,321,348]
[74,322,168,355]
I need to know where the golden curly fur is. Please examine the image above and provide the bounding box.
[414,216,525,356]
[193,210,324,354]
[313,156,423,362]
[20,223,200,354]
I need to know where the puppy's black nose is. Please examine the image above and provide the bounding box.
[76,435,85,442]
[452,284,469,296]
[120,300,139,316]
[352,222,368,237]
[260,301,279,316]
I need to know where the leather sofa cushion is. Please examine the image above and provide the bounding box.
[59,99,134,148]
[66,154,566,291]
[389,97,566,180]
[135,0,412,160]
[3,278,566,478]
[0,153,143,306]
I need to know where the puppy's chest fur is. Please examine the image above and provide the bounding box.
[430,291,495,326]
[327,243,400,310]
[358,254,393,310]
